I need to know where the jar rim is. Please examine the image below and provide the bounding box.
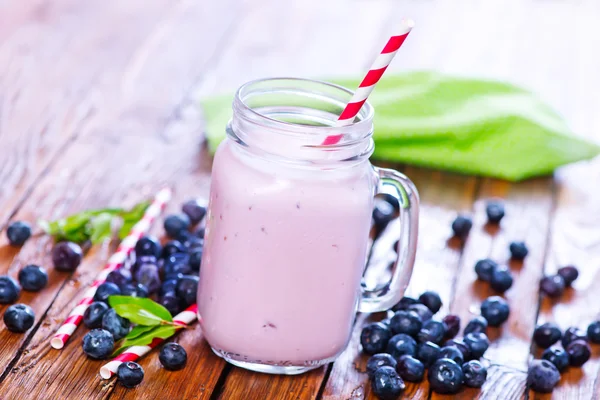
[233,77,374,143]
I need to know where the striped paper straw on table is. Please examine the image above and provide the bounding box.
[100,304,198,379]
[321,19,414,145]
[50,188,172,350]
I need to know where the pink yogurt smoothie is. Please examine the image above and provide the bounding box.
[198,139,376,364]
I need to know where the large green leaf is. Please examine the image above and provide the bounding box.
[109,295,173,324]
[200,71,600,181]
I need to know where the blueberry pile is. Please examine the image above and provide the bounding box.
[361,290,509,398]
[527,320,599,392]
[0,198,205,389]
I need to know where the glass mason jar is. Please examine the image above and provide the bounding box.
[198,78,419,375]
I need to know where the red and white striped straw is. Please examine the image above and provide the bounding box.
[99,304,198,379]
[321,19,414,145]
[50,188,172,350]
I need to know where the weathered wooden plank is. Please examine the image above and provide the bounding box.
[322,167,478,400]
[446,178,555,373]
[0,0,243,398]
[0,0,192,229]
[527,160,600,399]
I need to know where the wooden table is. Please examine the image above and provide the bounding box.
[0,0,599,399]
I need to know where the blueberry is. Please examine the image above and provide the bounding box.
[391,296,419,312]
[177,231,203,250]
[464,332,490,359]
[134,262,161,294]
[438,346,464,365]
[83,301,110,329]
[588,321,600,343]
[361,322,392,355]
[132,256,158,275]
[159,293,182,316]
[367,354,397,379]
[509,241,528,260]
[481,296,510,327]
[0,276,21,304]
[464,316,488,335]
[386,333,417,359]
[372,199,395,233]
[406,304,433,322]
[52,242,83,272]
[371,366,405,400]
[18,264,48,292]
[485,201,505,224]
[557,265,579,286]
[119,282,148,298]
[539,275,565,298]
[541,347,569,372]
[533,323,562,348]
[562,327,587,348]
[159,279,179,297]
[567,339,591,367]
[164,214,190,238]
[462,360,487,388]
[490,265,513,293]
[451,215,472,239]
[105,269,132,287]
[193,227,205,239]
[82,329,114,359]
[102,309,130,341]
[188,247,202,272]
[428,358,463,394]
[416,341,440,367]
[474,259,497,282]
[176,275,199,308]
[182,199,207,225]
[3,304,35,333]
[163,253,192,279]
[418,291,442,314]
[159,342,188,371]
[93,282,121,304]
[117,361,144,388]
[417,320,445,344]
[6,221,32,246]
[442,315,460,339]
[161,240,186,258]
[527,359,560,393]
[135,235,162,258]
[396,355,424,382]
[444,339,472,361]
[390,310,422,337]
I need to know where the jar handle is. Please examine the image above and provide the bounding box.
[358,167,420,313]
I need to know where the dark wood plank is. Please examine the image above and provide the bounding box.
[322,168,478,400]
[0,0,244,397]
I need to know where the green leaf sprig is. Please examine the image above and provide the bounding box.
[108,296,188,356]
[38,200,150,244]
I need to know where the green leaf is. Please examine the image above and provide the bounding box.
[200,71,600,181]
[112,324,179,357]
[125,325,155,340]
[89,213,114,244]
[109,295,173,324]
[37,201,149,244]
[118,201,150,239]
